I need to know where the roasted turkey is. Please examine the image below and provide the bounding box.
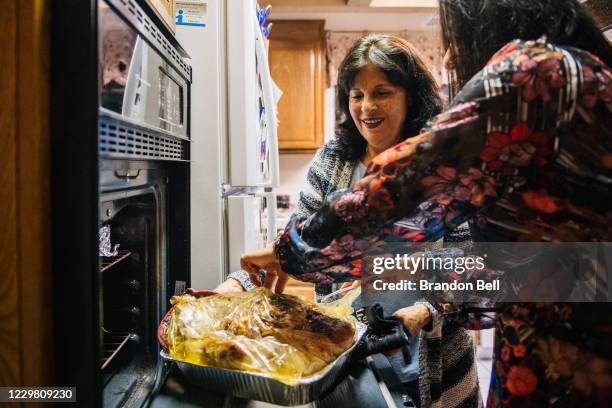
[163,288,356,384]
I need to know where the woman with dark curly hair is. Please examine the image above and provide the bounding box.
[334,34,442,166]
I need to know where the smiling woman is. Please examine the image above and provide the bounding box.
[349,64,408,161]
[336,35,441,164]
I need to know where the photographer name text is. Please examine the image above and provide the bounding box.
[372,279,500,291]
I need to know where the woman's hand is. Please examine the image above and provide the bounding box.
[393,304,431,337]
[240,245,289,294]
[213,278,245,294]
[341,281,361,290]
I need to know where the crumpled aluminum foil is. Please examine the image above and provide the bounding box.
[99,224,120,257]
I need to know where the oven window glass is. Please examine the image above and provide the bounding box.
[99,4,137,113]
[158,69,183,127]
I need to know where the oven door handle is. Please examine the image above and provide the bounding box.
[114,169,141,180]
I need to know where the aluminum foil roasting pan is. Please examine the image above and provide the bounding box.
[160,322,367,406]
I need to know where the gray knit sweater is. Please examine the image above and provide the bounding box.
[230,138,481,407]
[294,138,356,219]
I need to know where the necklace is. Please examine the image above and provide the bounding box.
[362,146,375,165]
[364,137,401,165]
[363,144,382,165]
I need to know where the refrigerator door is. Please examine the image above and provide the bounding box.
[178,0,279,286]
[176,0,226,289]
[227,193,276,272]
[255,21,281,188]
[227,0,280,187]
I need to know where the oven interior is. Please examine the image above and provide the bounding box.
[99,183,166,408]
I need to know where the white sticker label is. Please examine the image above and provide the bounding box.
[174,280,187,295]
[176,3,207,27]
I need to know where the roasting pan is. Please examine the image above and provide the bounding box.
[160,322,366,406]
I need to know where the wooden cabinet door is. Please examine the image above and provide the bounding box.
[0,0,53,390]
[269,20,325,153]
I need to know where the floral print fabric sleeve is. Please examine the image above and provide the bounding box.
[275,102,497,283]
[275,37,612,283]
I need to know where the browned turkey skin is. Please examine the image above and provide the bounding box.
[221,291,355,363]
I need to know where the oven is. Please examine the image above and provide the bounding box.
[51,0,191,407]
[97,0,192,405]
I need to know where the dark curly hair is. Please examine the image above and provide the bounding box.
[335,34,442,162]
[440,0,612,91]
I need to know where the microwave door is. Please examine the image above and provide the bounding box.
[122,36,148,122]
[120,36,160,130]
[116,35,188,138]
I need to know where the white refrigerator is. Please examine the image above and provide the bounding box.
[176,0,280,289]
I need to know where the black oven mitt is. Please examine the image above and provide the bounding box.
[350,304,412,365]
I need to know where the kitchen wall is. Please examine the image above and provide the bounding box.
[277,86,335,207]
[272,7,444,208]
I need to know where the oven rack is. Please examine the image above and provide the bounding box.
[101,331,133,370]
[100,250,132,273]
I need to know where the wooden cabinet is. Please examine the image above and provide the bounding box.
[1,0,54,390]
[269,20,326,153]
[145,0,176,34]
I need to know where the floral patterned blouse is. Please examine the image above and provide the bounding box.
[274,38,612,406]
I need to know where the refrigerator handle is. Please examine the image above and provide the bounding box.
[265,192,277,244]
[255,19,280,188]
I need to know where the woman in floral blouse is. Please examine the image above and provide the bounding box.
[242,0,612,406]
